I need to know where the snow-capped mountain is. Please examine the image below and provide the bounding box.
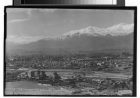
[6,23,134,56]
[63,23,134,37]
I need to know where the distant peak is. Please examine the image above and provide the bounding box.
[63,23,133,38]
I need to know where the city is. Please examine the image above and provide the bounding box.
[5,52,133,95]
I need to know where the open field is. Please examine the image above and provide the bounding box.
[6,69,132,79]
[5,69,133,95]
[5,80,132,95]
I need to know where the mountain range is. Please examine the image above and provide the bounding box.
[6,23,134,56]
[63,23,134,37]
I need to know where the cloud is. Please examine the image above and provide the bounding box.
[8,18,29,23]
[7,35,46,44]
[7,8,57,14]
[7,9,32,24]
[7,8,57,24]
[7,8,30,13]
[37,9,57,13]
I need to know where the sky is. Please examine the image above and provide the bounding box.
[6,8,134,44]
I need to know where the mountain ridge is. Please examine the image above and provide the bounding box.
[6,33,133,56]
[63,23,134,38]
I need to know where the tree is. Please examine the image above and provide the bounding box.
[53,72,61,83]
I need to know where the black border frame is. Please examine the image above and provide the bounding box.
[4,6,137,97]
[13,0,125,6]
